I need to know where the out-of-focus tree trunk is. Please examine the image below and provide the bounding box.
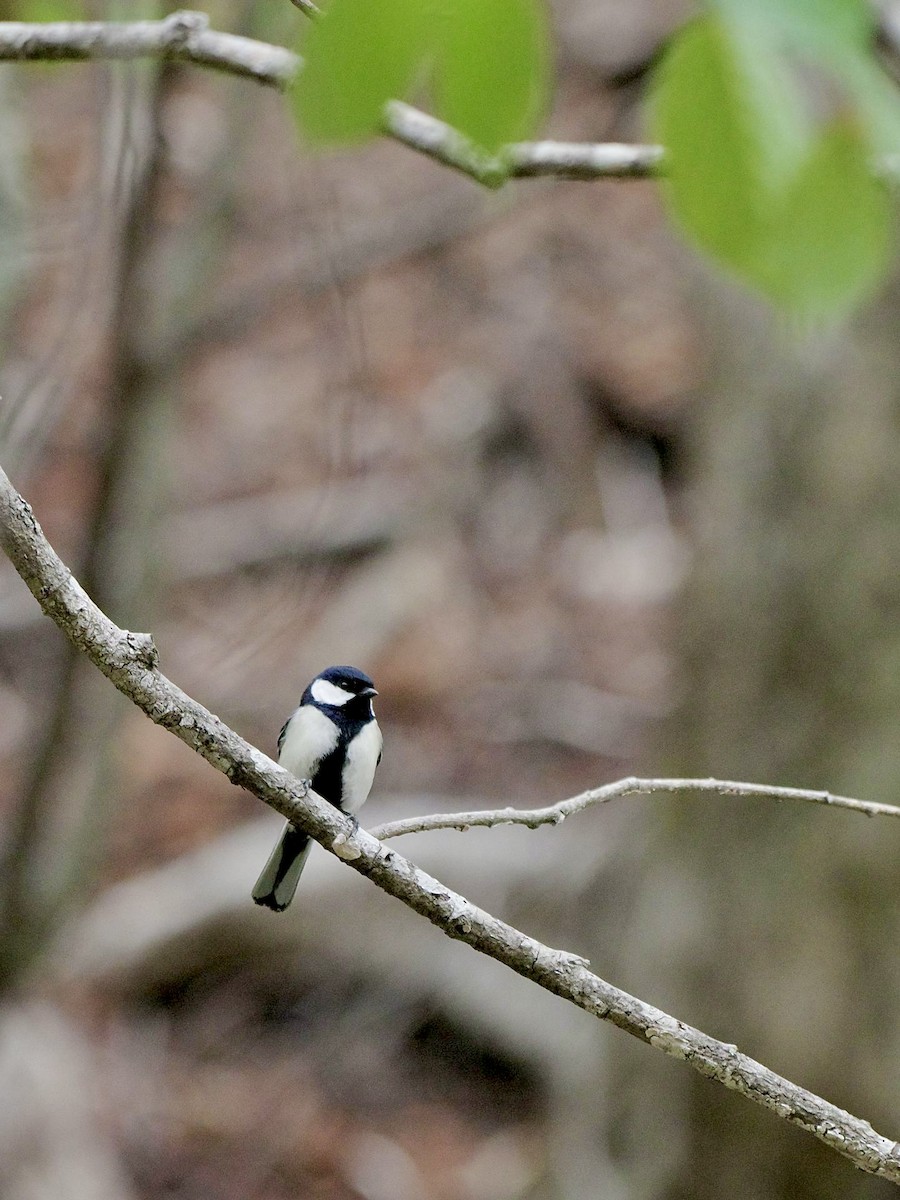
[634,275,900,1199]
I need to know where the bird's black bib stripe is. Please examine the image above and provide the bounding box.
[310,705,372,811]
[310,743,347,810]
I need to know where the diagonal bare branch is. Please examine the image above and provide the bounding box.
[0,12,663,183]
[1,463,900,1183]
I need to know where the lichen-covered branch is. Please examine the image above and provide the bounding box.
[0,10,296,81]
[382,100,663,182]
[370,775,900,840]
[1,464,899,1183]
[0,12,663,183]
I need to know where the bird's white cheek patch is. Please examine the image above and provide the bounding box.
[311,678,354,706]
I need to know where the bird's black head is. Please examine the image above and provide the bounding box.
[304,665,378,716]
[320,665,376,692]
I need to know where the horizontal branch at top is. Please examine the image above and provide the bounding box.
[0,11,664,183]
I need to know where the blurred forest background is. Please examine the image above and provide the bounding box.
[3,1,900,1199]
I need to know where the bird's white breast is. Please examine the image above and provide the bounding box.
[341,719,383,814]
[278,704,339,779]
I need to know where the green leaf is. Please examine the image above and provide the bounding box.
[710,0,874,59]
[651,15,891,319]
[761,124,890,321]
[712,0,900,160]
[710,0,900,158]
[292,0,429,144]
[10,0,84,17]
[833,50,900,159]
[650,16,809,274]
[432,0,549,156]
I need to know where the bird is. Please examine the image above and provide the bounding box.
[252,665,382,912]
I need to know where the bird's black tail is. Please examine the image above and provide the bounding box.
[252,823,312,911]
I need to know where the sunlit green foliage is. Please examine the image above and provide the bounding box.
[650,2,899,320]
[6,0,84,17]
[291,0,548,164]
[293,0,429,144]
[291,0,900,320]
[431,0,547,155]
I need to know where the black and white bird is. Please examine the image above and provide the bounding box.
[252,665,382,912]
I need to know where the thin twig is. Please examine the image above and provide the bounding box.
[1,466,900,1184]
[369,776,900,840]
[0,14,664,184]
[383,101,663,183]
[0,12,297,82]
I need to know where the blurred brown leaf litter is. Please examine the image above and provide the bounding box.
[4,2,900,1199]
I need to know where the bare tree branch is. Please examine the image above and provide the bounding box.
[0,13,663,184]
[0,11,295,82]
[1,465,900,1183]
[288,0,321,16]
[383,100,664,182]
[370,776,900,840]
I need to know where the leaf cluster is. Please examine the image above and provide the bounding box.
[292,0,548,177]
[649,0,900,320]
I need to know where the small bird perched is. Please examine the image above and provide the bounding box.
[252,665,382,912]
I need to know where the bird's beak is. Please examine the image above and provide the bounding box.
[360,686,378,698]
